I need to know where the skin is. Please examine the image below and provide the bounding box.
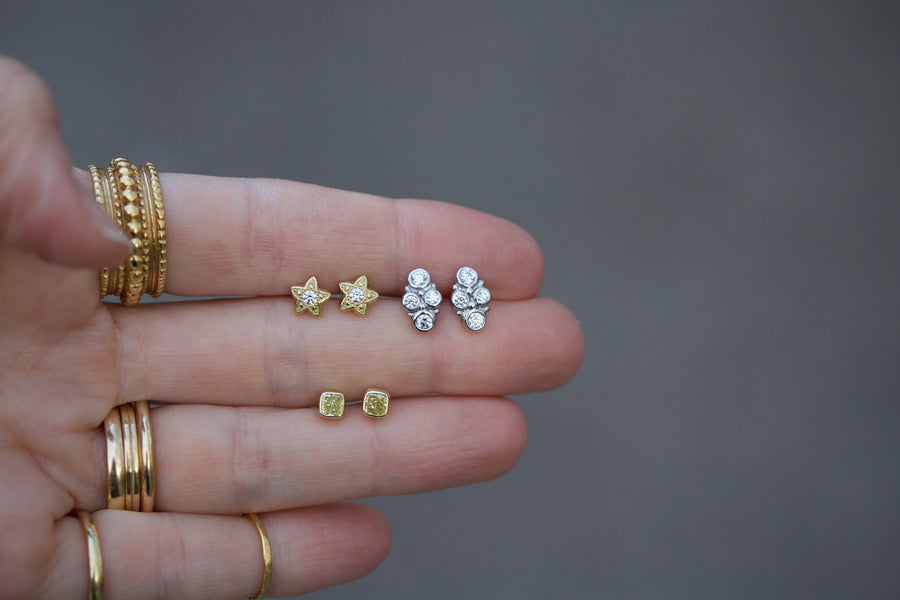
[0,56,584,599]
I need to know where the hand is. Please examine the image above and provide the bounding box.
[0,56,584,599]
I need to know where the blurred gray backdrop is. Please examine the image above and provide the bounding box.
[2,1,898,598]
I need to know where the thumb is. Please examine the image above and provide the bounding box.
[0,56,130,268]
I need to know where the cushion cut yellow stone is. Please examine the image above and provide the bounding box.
[363,390,389,417]
[319,392,345,418]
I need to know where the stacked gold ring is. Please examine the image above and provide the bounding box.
[90,157,167,305]
[104,401,155,512]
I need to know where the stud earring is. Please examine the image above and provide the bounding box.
[362,389,390,418]
[451,266,491,331]
[339,275,379,316]
[319,391,345,419]
[291,276,332,316]
[402,268,442,332]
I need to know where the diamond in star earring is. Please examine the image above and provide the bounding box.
[291,276,332,317]
[452,266,491,331]
[403,268,442,332]
[338,275,379,316]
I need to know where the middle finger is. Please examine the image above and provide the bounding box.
[111,295,581,405]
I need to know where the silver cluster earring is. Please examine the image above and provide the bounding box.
[403,268,443,332]
[451,266,491,331]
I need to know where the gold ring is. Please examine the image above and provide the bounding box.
[118,403,140,511]
[90,157,168,305]
[103,408,125,511]
[75,510,103,600]
[104,402,156,511]
[245,513,273,600]
[135,400,156,512]
[138,163,167,297]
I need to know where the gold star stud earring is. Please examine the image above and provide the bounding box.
[291,276,332,316]
[338,275,379,316]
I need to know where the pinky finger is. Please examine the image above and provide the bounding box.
[55,505,390,600]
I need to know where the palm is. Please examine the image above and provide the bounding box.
[0,252,117,592]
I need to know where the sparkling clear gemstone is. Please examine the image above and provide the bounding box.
[402,292,421,310]
[423,289,442,307]
[473,286,491,305]
[301,290,318,306]
[348,288,365,303]
[466,311,486,331]
[456,266,478,287]
[414,312,434,331]
[451,289,470,309]
[408,268,430,288]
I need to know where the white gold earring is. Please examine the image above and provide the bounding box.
[451,266,491,331]
[403,268,442,332]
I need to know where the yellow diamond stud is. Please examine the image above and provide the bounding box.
[338,275,379,316]
[362,389,390,418]
[319,392,345,419]
[291,276,332,317]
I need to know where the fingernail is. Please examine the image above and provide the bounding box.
[73,168,131,248]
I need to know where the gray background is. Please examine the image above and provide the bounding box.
[2,1,898,598]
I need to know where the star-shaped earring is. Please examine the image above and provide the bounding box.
[291,276,332,316]
[338,275,379,316]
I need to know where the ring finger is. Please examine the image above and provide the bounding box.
[84,396,527,513]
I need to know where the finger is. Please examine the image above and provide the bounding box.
[112,296,584,405]
[155,173,545,299]
[0,56,129,267]
[53,505,389,600]
[84,397,526,514]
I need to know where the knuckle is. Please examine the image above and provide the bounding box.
[229,408,271,507]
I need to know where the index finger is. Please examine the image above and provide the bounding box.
[158,173,544,299]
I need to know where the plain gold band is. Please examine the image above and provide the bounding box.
[103,409,125,510]
[135,400,155,512]
[246,513,273,600]
[75,510,104,600]
[119,403,140,511]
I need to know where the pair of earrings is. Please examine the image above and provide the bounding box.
[291,275,379,317]
[403,266,491,332]
[319,389,390,419]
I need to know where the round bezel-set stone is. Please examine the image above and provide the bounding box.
[466,311,486,331]
[423,288,442,307]
[408,268,431,288]
[473,286,491,305]
[348,288,365,303]
[456,266,478,288]
[402,292,421,311]
[414,312,435,332]
[451,289,470,310]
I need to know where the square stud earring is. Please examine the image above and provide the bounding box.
[362,389,390,418]
[319,392,345,418]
